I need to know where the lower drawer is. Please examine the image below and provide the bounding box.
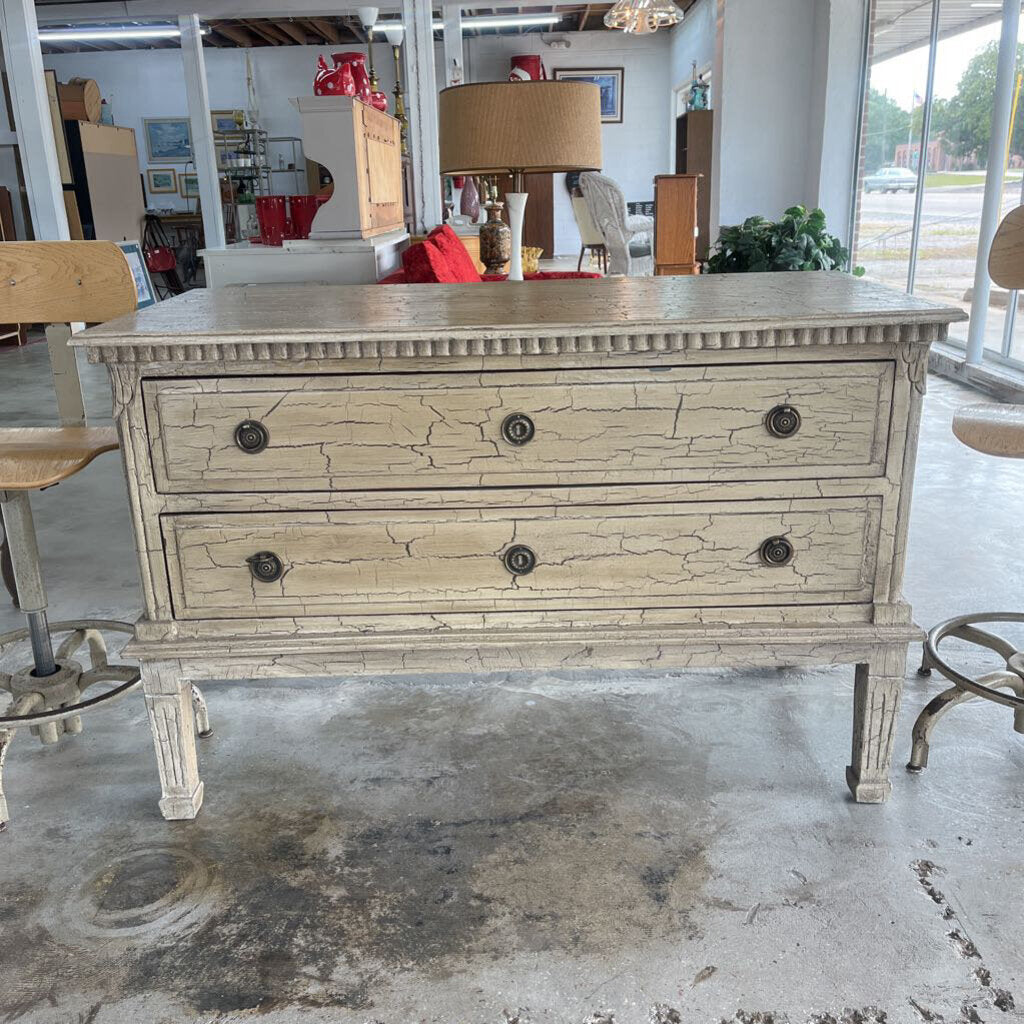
[162,498,880,619]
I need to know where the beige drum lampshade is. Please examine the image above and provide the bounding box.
[439,81,602,174]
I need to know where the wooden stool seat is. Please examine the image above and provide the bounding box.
[952,404,1024,460]
[0,427,119,490]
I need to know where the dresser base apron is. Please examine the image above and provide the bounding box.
[128,621,919,818]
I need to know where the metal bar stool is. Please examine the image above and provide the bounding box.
[0,242,210,830]
[907,208,1024,772]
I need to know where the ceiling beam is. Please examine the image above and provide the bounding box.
[210,19,257,45]
[578,5,590,29]
[276,19,311,44]
[345,16,368,42]
[242,19,290,43]
[306,17,339,43]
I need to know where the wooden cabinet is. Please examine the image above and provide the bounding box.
[292,96,404,240]
[675,110,713,260]
[63,121,145,242]
[495,173,554,257]
[653,175,699,276]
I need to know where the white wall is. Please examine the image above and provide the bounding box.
[713,0,866,246]
[670,0,715,94]
[464,31,672,255]
[41,42,397,213]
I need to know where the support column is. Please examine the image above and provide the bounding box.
[0,0,68,240]
[179,13,225,251]
[442,4,464,87]
[402,0,443,232]
[966,0,1021,364]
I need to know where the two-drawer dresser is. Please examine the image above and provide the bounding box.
[76,273,964,818]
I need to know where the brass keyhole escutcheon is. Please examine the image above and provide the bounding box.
[501,413,535,446]
[235,420,270,454]
[503,545,536,576]
[247,551,284,582]
[759,536,794,567]
[765,405,801,438]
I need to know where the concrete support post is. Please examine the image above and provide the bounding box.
[402,0,443,232]
[442,4,464,87]
[179,14,225,251]
[0,0,68,240]
[966,0,1021,364]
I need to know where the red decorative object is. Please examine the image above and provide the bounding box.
[254,196,288,246]
[427,225,482,282]
[314,54,354,97]
[509,55,546,82]
[370,89,389,112]
[288,195,320,240]
[332,51,372,104]
[387,227,601,284]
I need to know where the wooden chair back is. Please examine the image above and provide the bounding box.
[989,205,1024,290]
[0,241,137,325]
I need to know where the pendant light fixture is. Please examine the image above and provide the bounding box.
[603,0,683,34]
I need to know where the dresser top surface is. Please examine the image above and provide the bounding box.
[77,274,965,366]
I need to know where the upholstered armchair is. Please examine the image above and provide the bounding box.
[579,171,654,277]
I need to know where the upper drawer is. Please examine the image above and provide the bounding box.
[144,363,894,493]
[162,497,881,619]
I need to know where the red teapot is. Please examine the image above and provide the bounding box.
[332,51,372,104]
[370,88,388,113]
[314,54,355,97]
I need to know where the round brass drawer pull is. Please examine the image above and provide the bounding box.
[246,551,284,583]
[765,404,801,438]
[503,544,536,576]
[759,536,794,567]
[235,419,269,454]
[501,413,535,446]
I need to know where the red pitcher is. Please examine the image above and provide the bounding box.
[313,54,355,97]
[332,51,372,104]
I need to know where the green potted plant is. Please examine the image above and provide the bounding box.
[706,205,864,275]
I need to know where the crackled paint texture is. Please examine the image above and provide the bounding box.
[0,347,1021,1023]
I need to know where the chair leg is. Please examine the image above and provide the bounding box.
[908,670,1024,771]
[0,491,56,676]
[577,246,585,272]
[0,523,16,608]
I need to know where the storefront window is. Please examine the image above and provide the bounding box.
[852,2,1024,368]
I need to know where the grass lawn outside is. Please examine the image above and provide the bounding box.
[923,170,1023,188]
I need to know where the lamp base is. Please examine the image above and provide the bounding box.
[506,192,528,281]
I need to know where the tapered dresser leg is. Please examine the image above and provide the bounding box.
[142,660,204,820]
[0,728,14,831]
[847,646,906,803]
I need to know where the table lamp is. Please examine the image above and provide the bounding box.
[439,81,602,280]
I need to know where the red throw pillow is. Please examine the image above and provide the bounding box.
[401,238,461,284]
[427,224,482,283]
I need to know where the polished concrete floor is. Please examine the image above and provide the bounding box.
[1,342,1022,1024]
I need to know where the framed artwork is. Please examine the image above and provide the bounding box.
[553,68,624,123]
[117,241,157,310]
[144,117,192,162]
[146,168,177,195]
[211,109,243,135]
[179,172,200,198]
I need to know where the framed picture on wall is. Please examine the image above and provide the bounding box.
[211,109,243,135]
[552,68,624,123]
[117,241,157,310]
[146,168,177,195]
[144,117,193,162]
[179,172,200,198]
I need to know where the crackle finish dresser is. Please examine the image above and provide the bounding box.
[77,274,963,818]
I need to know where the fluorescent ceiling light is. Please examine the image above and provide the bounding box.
[969,2,1002,7]
[374,13,562,33]
[38,24,209,41]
